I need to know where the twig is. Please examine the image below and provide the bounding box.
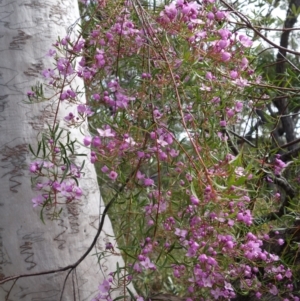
[227,129,256,148]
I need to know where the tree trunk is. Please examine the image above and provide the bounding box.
[0,1,131,300]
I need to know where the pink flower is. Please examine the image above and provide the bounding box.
[285,269,292,278]
[241,57,249,69]
[83,136,92,146]
[215,11,226,20]
[269,285,278,296]
[29,162,39,173]
[109,171,118,181]
[98,279,110,294]
[190,195,199,205]
[73,39,85,52]
[255,292,262,299]
[239,35,253,47]
[101,165,109,173]
[93,93,100,100]
[140,257,156,270]
[226,109,235,118]
[57,58,74,76]
[46,49,56,57]
[42,68,55,78]
[230,70,238,79]
[206,72,215,80]
[32,195,44,207]
[133,262,142,273]
[97,128,115,137]
[218,29,231,40]
[235,101,243,112]
[90,151,97,163]
[221,51,231,62]
[207,12,214,20]
[175,228,188,238]
[92,136,101,147]
[77,104,86,114]
[144,178,154,186]
[220,120,227,127]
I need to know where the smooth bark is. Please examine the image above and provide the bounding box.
[0,1,131,300]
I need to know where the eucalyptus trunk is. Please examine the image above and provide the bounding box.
[0,1,129,300]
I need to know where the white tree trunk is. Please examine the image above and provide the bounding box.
[0,1,131,300]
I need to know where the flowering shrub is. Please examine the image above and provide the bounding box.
[27,0,300,300]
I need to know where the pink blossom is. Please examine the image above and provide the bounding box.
[239,35,253,47]
[83,136,92,146]
[73,39,85,52]
[46,49,56,57]
[90,151,97,163]
[77,104,86,114]
[221,51,231,62]
[57,58,74,75]
[226,109,235,118]
[218,29,231,40]
[220,120,227,127]
[93,93,100,100]
[190,195,199,205]
[64,112,75,121]
[235,101,243,112]
[137,151,145,158]
[215,11,226,20]
[285,269,292,278]
[92,136,101,147]
[230,70,238,79]
[42,68,55,78]
[140,257,156,270]
[207,256,217,266]
[206,72,215,80]
[255,292,262,299]
[241,57,249,69]
[95,49,106,68]
[98,279,110,294]
[109,171,118,181]
[211,96,220,104]
[97,128,115,137]
[175,228,188,238]
[101,165,109,173]
[211,287,222,299]
[32,195,44,207]
[133,262,142,273]
[207,12,214,20]
[269,285,278,296]
[144,178,154,186]
[274,155,287,175]
[157,136,168,147]
[29,162,39,173]
[234,77,249,87]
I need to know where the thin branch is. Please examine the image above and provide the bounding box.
[220,0,300,56]
[280,145,300,161]
[5,278,17,301]
[227,129,256,148]
[229,20,300,32]
[223,129,239,155]
[254,175,296,224]
[279,137,300,150]
[60,268,73,301]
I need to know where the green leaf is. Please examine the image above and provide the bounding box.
[28,144,35,156]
